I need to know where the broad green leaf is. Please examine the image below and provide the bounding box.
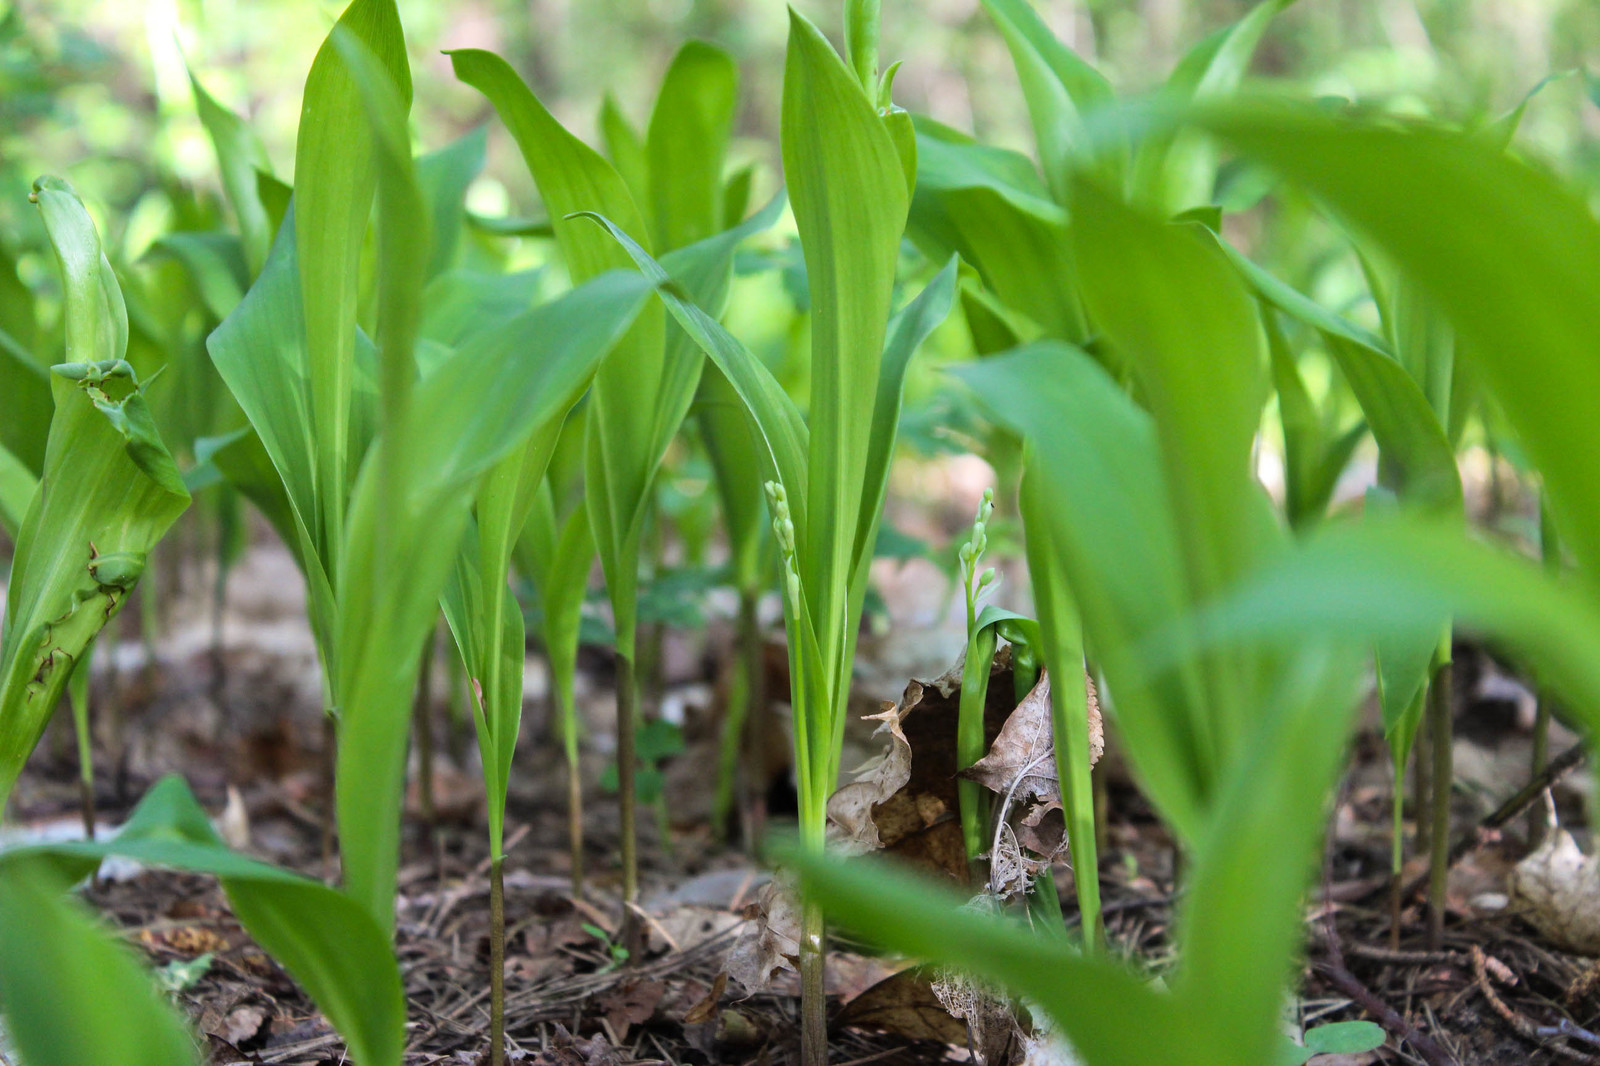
[206,215,338,666]
[451,45,667,658]
[646,41,739,251]
[1221,241,1461,516]
[187,64,274,275]
[1193,103,1600,593]
[908,118,1086,343]
[1261,307,1361,528]
[0,326,51,477]
[335,270,649,929]
[956,345,1203,833]
[1134,0,1295,212]
[293,0,410,572]
[0,181,189,809]
[980,0,1119,198]
[420,268,542,349]
[416,126,487,279]
[783,6,911,798]
[1072,182,1270,603]
[144,230,249,321]
[1167,517,1600,773]
[599,94,650,211]
[0,441,35,539]
[2,775,404,1066]
[790,849,1181,1063]
[0,861,197,1066]
[577,202,808,530]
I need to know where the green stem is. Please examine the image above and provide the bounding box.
[799,895,828,1066]
[1426,649,1453,950]
[489,854,506,1066]
[413,630,437,833]
[1532,493,1558,847]
[956,625,996,870]
[568,753,584,898]
[616,652,640,952]
[714,587,762,844]
[1389,754,1404,950]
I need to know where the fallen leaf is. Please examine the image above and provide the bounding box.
[725,880,802,991]
[530,1023,632,1066]
[1510,829,1600,954]
[597,978,665,1039]
[684,971,728,1025]
[827,695,915,853]
[958,671,1103,808]
[219,1004,269,1046]
[837,967,969,1045]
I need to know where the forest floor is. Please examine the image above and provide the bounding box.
[7,501,1600,1065]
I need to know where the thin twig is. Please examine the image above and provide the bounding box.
[1473,946,1600,1064]
[1314,959,1458,1066]
[1399,741,1587,904]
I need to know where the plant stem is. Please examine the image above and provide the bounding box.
[714,587,761,844]
[1389,757,1404,950]
[1426,651,1453,950]
[321,711,337,880]
[489,853,506,1066]
[1532,493,1558,847]
[616,652,640,954]
[568,753,584,898]
[413,629,437,833]
[799,895,828,1066]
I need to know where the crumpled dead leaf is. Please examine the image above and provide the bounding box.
[528,1023,640,1066]
[824,654,1019,883]
[837,967,970,1045]
[958,671,1103,806]
[596,978,665,1040]
[827,695,915,854]
[1510,828,1600,954]
[725,879,802,991]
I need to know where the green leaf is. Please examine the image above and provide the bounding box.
[0,441,36,540]
[416,126,487,279]
[0,861,198,1066]
[646,41,739,251]
[335,270,649,929]
[1194,102,1600,594]
[789,849,1182,1064]
[0,324,51,478]
[2,775,405,1065]
[187,63,275,276]
[450,45,667,658]
[293,0,410,573]
[908,118,1086,343]
[1134,0,1296,212]
[782,6,912,802]
[979,0,1119,198]
[0,181,189,809]
[1304,1020,1386,1054]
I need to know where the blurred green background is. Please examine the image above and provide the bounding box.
[5,0,1598,269]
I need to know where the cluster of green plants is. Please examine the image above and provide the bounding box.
[1,0,1597,1064]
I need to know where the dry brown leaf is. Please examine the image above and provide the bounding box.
[1510,829,1600,954]
[725,880,802,991]
[597,978,665,1040]
[529,1023,634,1065]
[958,671,1103,808]
[827,694,916,853]
[836,967,969,1045]
[218,1004,268,1046]
[683,971,728,1025]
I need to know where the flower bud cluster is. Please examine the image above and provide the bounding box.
[765,481,803,613]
